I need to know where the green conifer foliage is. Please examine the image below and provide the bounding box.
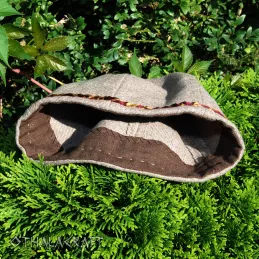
[0,71,258,258]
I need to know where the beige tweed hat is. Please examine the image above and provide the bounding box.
[16,72,245,182]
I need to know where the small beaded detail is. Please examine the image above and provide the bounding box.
[49,93,226,118]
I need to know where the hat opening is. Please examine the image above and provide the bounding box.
[18,102,242,180]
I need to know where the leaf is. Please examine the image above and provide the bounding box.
[182,45,193,72]
[235,14,246,26]
[235,30,246,42]
[34,55,48,77]
[8,40,32,60]
[0,26,9,66]
[76,16,86,30]
[188,60,213,75]
[244,47,251,54]
[114,14,120,21]
[252,28,259,36]
[129,49,142,78]
[148,66,161,79]
[232,43,239,53]
[246,26,253,38]
[34,54,68,77]
[46,54,67,71]
[231,74,242,86]
[103,29,110,39]
[180,0,189,15]
[42,36,76,52]
[31,13,46,49]
[106,48,119,62]
[172,61,183,72]
[2,24,30,39]
[250,28,259,42]
[191,4,201,14]
[204,37,218,51]
[0,0,20,17]
[222,34,231,43]
[22,45,39,57]
[129,0,138,12]
[0,62,6,86]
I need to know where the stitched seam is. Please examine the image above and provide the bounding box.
[81,146,222,173]
[85,128,221,172]
[83,147,165,171]
[112,74,128,97]
[185,145,199,164]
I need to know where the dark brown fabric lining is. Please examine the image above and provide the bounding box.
[19,105,242,180]
[19,105,62,158]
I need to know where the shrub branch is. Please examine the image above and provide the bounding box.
[11,69,53,94]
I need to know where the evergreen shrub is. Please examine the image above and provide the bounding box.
[2,0,259,124]
[0,70,258,258]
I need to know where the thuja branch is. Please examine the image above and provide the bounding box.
[11,69,53,94]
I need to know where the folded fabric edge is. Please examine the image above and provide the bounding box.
[15,96,245,183]
[22,156,244,183]
[49,93,226,118]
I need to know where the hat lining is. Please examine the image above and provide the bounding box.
[18,103,242,180]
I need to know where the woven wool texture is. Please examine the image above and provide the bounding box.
[16,73,245,182]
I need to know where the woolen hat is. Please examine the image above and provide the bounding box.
[16,72,245,182]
